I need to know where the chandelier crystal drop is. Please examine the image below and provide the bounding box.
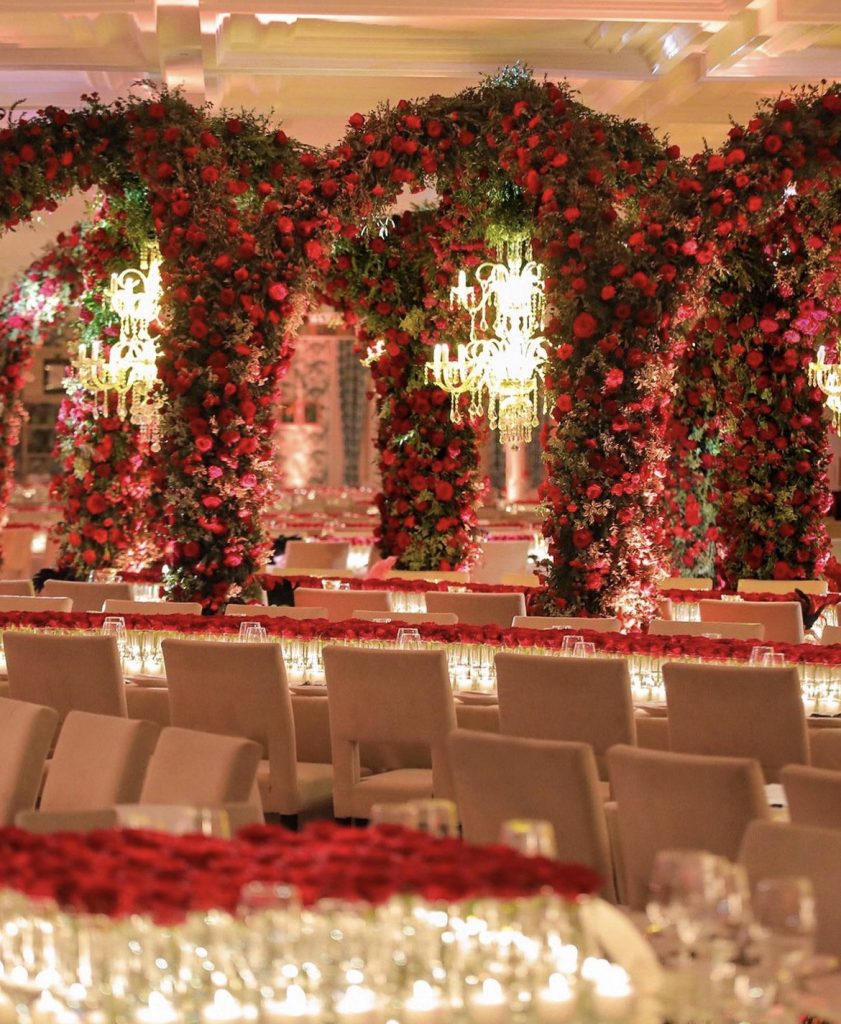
[809,344,841,431]
[427,231,548,448]
[74,239,164,451]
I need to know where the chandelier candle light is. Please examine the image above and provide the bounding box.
[74,239,164,451]
[809,344,841,430]
[427,229,548,448]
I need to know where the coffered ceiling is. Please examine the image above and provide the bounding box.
[0,0,840,282]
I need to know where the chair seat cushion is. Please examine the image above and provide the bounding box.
[347,767,434,819]
[257,760,334,814]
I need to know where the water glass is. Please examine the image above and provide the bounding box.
[749,646,774,665]
[572,641,596,657]
[101,616,127,654]
[560,634,585,654]
[238,622,267,642]
[396,627,421,648]
[751,876,816,978]
[499,819,557,858]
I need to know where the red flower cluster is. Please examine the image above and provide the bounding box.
[0,822,600,923]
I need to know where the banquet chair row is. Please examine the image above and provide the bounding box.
[648,618,765,640]
[0,696,262,830]
[294,587,528,626]
[224,603,459,625]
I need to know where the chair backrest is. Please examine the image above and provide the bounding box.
[0,580,35,597]
[41,580,133,613]
[322,646,458,807]
[294,587,391,621]
[284,540,350,570]
[140,726,262,806]
[351,610,459,625]
[162,638,300,809]
[737,578,828,595]
[662,661,809,782]
[494,652,635,779]
[448,730,614,899]
[4,632,128,720]
[609,744,769,910]
[781,764,841,829]
[224,604,328,619]
[656,577,714,591]
[425,591,526,627]
[0,528,36,579]
[512,615,621,633]
[384,570,470,583]
[819,624,841,646]
[0,596,73,613]
[40,711,160,812]
[0,697,59,824]
[648,618,765,640]
[102,599,203,615]
[739,820,841,955]
[809,729,841,770]
[698,599,804,645]
[471,541,532,585]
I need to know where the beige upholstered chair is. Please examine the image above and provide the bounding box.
[0,697,59,825]
[449,730,615,900]
[224,604,329,619]
[294,587,391,621]
[0,580,35,597]
[102,599,202,615]
[284,540,350,571]
[819,624,841,645]
[471,541,532,585]
[0,528,37,580]
[737,578,827,595]
[495,652,635,780]
[163,638,333,821]
[698,599,804,645]
[352,610,458,625]
[809,730,841,770]
[385,570,470,583]
[608,745,769,909]
[0,596,73,613]
[656,577,714,591]
[15,712,160,831]
[424,591,526,627]
[662,661,809,782]
[322,646,457,820]
[140,726,263,806]
[4,632,128,720]
[512,615,620,632]
[648,618,765,640]
[781,764,841,829]
[41,580,133,613]
[739,820,841,955]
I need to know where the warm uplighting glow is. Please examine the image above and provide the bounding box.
[427,231,547,448]
[74,239,164,451]
[809,345,841,431]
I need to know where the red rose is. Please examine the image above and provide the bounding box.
[371,150,391,168]
[572,529,594,549]
[763,134,783,154]
[85,493,107,515]
[572,312,598,339]
[348,113,365,128]
[268,282,289,302]
[434,481,454,502]
[275,216,294,234]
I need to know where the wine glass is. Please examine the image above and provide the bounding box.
[751,876,816,992]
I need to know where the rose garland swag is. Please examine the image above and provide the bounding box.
[50,192,166,575]
[0,227,86,571]
[685,83,841,582]
[321,207,486,570]
[330,69,710,624]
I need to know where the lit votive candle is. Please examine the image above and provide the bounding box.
[535,973,576,1023]
[262,985,320,1024]
[591,964,634,1021]
[402,980,444,1024]
[202,990,245,1024]
[135,992,181,1024]
[334,984,377,1024]
[468,978,508,1024]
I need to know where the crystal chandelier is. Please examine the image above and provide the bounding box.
[809,345,841,430]
[74,239,164,451]
[427,231,548,448]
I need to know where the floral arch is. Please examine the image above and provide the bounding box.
[1,77,840,617]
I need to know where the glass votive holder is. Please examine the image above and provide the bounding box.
[397,628,422,648]
[238,622,267,642]
[749,646,773,665]
[411,799,459,838]
[560,635,585,654]
[572,641,596,657]
[369,803,420,830]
